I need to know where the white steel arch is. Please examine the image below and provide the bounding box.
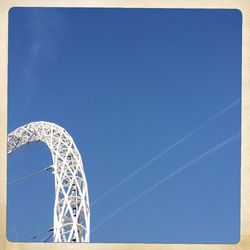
[7,121,90,242]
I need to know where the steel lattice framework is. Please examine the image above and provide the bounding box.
[7,121,90,242]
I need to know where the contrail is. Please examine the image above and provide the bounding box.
[91,98,240,206]
[91,133,240,233]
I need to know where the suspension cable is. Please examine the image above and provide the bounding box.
[7,165,53,185]
[44,231,53,242]
[24,227,53,241]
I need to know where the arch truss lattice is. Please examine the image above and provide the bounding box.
[7,121,90,242]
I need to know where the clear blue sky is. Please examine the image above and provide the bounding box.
[7,8,241,243]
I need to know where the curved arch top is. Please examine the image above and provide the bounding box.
[8,121,90,242]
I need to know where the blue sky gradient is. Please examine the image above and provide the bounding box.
[7,8,241,243]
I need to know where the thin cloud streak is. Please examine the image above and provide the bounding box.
[91,98,241,206]
[91,133,240,233]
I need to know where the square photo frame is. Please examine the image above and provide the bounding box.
[0,0,249,250]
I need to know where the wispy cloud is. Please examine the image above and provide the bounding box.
[21,9,65,83]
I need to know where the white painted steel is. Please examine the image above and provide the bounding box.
[7,121,90,242]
